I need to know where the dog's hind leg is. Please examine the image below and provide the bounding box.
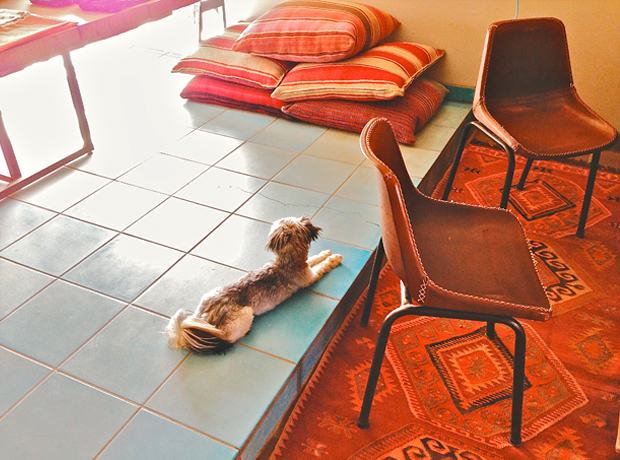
[307,249,332,267]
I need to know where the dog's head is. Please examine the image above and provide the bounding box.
[266,216,321,255]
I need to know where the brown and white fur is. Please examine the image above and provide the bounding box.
[165,216,343,353]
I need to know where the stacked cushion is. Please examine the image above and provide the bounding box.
[271,42,444,102]
[172,22,295,89]
[232,0,400,62]
[282,78,448,144]
[181,76,293,118]
[175,1,448,142]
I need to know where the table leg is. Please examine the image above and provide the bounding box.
[0,53,93,200]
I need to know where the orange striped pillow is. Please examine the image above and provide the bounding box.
[172,23,294,89]
[282,79,448,144]
[232,0,400,63]
[180,76,292,118]
[271,42,444,102]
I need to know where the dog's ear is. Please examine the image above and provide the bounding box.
[266,223,292,253]
[301,216,321,242]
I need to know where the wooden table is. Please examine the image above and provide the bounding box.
[0,0,199,199]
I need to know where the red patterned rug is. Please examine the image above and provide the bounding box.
[267,143,620,460]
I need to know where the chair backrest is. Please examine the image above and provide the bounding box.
[360,118,427,296]
[475,17,573,105]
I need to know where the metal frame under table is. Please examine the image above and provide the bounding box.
[0,0,198,199]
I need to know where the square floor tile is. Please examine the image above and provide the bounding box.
[400,145,442,179]
[199,109,276,140]
[429,103,471,129]
[98,410,237,460]
[412,124,455,152]
[0,281,125,367]
[335,166,379,205]
[313,196,381,250]
[181,101,227,129]
[62,307,187,404]
[147,346,295,448]
[162,130,243,165]
[1,215,116,276]
[125,198,228,252]
[0,199,55,251]
[274,154,357,195]
[236,182,330,223]
[175,168,266,212]
[149,100,224,135]
[11,167,110,212]
[0,259,53,320]
[303,129,365,165]
[307,239,373,300]
[239,290,338,362]
[0,347,50,416]
[118,153,208,195]
[63,234,183,302]
[216,141,298,180]
[65,181,167,231]
[191,215,273,272]
[135,255,244,317]
[250,119,326,153]
[0,373,136,460]
[69,147,155,180]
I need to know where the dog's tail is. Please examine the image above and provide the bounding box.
[165,309,233,354]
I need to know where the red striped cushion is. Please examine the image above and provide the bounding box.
[180,76,292,118]
[281,79,448,144]
[172,22,295,89]
[271,42,444,102]
[232,0,400,63]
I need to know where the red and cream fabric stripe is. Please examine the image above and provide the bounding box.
[272,42,445,102]
[172,22,294,89]
[232,0,400,62]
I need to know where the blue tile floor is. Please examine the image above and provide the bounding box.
[0,7,471,460]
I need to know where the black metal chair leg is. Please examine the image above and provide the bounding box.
[486,322,496,339]
[358,304,420,428]
[441,121,476,201]
[499,147,516,209]
[576,151,601,238]
[360,238,385,327]
[505,318,527,447]
[517,158,534,190]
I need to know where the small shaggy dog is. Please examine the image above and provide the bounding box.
[166,216,343,353]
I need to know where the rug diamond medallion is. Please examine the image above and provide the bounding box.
[386,317,588,448]
[463,146,612,238]
[425,327,531,415]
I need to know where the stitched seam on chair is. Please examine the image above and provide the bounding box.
[417,275,429,305]
[365,118,432,294]
[427,278,551,317]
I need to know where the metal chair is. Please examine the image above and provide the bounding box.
[442,17,618,238]
[356,118,552,447]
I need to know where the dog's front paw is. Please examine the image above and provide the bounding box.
[308,249,333,267]
[328,254,343,267]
